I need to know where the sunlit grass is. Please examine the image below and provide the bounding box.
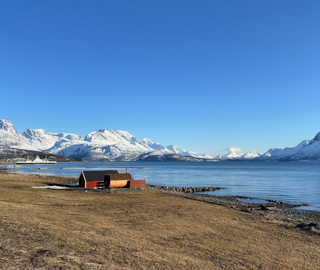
[0,173,319,269]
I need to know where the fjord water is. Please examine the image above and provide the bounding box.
[18,161,320,211]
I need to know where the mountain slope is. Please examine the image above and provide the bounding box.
[256,132,320,161]
[21,128,84,150]
[0,120,37,151]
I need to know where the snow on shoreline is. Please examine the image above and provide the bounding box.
[32,186,69,189]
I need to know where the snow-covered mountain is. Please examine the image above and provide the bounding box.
[41,129,168,161]
[0,120,37,151]
[214,147,261,160]
[256,132,320,161]
[3,119,320,162]
[21,128,84,150]
[213,132,320,162]
[165,145,212,159]
[0,119,212,161]
[141,138,169,151]
[242,150,261,159]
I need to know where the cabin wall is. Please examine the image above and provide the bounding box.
[129,179,146,189]
[85,180,104,189]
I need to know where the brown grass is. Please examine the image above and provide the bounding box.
[0,173,319,269]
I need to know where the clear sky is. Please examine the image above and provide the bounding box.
[1,0,319,156]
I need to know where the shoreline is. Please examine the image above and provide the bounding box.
[146,185,320,225]
[2,171,320,225]
[2,162,319,214]
[36,181,320,226]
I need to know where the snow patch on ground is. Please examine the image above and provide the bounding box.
[32,186,69,189]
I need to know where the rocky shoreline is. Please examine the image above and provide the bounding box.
[146,185,224,193]
[146,185,320,228]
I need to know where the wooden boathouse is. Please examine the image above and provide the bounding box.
[79,170,119,188]
[79,170,146,189]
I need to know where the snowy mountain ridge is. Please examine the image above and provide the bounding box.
[0,119,212,161]
[2,119,320,162]
[0,120,37,151]
[216,132,320,161]
[256,132,320,161]
[214,147,261,160]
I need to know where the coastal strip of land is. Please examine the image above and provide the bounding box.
[0,173,319,269]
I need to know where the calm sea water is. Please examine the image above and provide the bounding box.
[15,161,320,211]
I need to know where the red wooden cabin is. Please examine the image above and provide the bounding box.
[78,170,119,188]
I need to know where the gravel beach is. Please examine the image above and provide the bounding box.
[147,185,320,226]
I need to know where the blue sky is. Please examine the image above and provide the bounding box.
[1,0,319,155]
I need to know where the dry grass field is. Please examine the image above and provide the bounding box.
[0,173,319,269]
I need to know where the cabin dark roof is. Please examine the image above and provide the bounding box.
[81,170,119,181]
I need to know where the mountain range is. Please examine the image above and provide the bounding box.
[0,119,212,161]
[256,132,320,161]
[1,119,320,162]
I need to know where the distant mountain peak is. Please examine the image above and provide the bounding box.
[0,119,36,150]
[214,147,260,160]
[313,132,320,141]
[0,119,16,133]
[141,138,154,143]
[97,129,109,133]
